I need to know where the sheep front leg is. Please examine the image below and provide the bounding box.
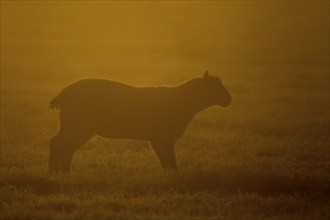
[150,139,177,171]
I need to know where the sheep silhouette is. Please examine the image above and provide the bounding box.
[49,71,232,173]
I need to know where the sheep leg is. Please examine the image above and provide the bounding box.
[150,140,177,171]
[49,130,92,173]
[58,144,75,173]
[49,134,63,172]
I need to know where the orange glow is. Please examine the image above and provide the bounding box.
[1,1,329,219]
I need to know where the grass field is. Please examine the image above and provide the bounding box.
[1,64,329,219]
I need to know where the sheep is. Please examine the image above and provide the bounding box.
[49,71,232,173]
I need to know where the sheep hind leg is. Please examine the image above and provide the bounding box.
[49,134,62,173]
[49,130,92,173]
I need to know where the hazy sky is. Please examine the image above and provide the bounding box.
[1,1,329,81]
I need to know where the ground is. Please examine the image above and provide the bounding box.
[1,64,329,220]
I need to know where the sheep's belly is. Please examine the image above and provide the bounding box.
[95,117,158,140]
[60,102,184,140]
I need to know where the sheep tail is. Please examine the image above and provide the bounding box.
[49,95,61,110]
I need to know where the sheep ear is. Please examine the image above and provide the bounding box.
[202,71,209,79]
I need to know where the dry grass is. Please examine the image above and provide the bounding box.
[1,63,329,219]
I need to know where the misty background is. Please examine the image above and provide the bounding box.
[1,1,329,85]
[1,3,330,219]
